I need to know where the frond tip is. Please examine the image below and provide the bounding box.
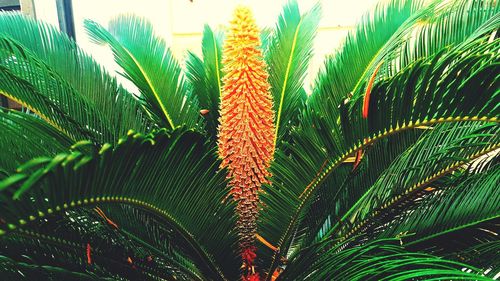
[217,5,275,277]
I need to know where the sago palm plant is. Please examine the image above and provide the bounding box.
[0,0,499,280]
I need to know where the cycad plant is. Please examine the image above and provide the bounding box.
[0,0,499,280]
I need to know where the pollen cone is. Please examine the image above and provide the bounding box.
[218,5,275,273]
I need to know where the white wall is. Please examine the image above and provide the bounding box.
[33,0,58,26]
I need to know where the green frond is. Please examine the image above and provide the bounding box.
[266,0,321,145]
[311,0,424,112]
[185,25,224,139]
[0,37,111,142]
[258,34,499,275]
[0,13,152,143]
[97,205,204,279]
[380,165,499,244]
[328,122,498,242]
[0,128,239,280]
[0,109,74,177]
[395,0,500,76]
[260,27,272,55]
[442,239,500,277]
[295,129,424,251]
[348,0,499,105]
[0,206,203,280]
[278,238,491,281]
[0,255,110,281]
[85,16,201,130]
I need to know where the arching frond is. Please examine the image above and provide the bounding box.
[266,0,321,144]
[295,129,423,251]
[277,238,492,281]
[0,38,112,142]
[0,128,239,280]
[377,163,499,244]
[85,16,201,130]
[0,13,152,143]
[1,207,198,280]
[390,0,500,81]
[258,34,499,276]
[312,0,423,113]
[329,122,498,243]
[441,238,500,277]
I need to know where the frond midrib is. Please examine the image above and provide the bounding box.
[0,91,74,141]
[121,47,175,129]
[274,17,303,147]
[212,30,222,100]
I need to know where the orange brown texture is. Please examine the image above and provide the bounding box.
[217,5,275,262]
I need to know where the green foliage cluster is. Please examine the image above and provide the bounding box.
[0,0,498,280]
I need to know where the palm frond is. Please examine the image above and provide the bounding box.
[345,0,499,105]
[329,122,498,243]
[266,0,321,144]
[0,255,111,281]
[0,128,239,280]
[393,0,500,78]
[185,25,224,139]
[260,27,272,56]
[258,32,499,276]
[85,16,201,130]
[0,38,111,142]
[97,205,204,280]
[278,238,492,281]
[2,225,165,280]
[293,8,500,245]
[441,239,500,277]
[260,122,498,274]
[0,109,74,177]
[378,163,498,241]
[295,129,424,252]
[0,206,202,280]
[311,0,424,113]
[0,13,152,143]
